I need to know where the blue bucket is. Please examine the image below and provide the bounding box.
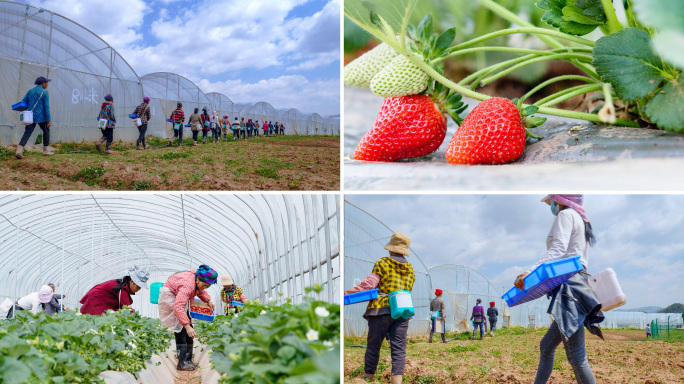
[389,290,414,319]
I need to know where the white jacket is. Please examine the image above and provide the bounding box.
[17,292,44,314]
[527,209,589,273]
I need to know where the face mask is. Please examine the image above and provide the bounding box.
[551,200,560,216]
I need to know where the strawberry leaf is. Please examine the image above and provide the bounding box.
[645,77,684,132]
[536,0,600,36]
[632,0,684,69]
[523,116,547,129]
[564,0,606,25]
[592,28,668,100]
[433,28,456,57]
[418,13,433,43]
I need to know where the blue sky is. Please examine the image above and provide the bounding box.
[21,0,340,116]
[345,194,684,309]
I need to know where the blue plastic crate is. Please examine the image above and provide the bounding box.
[185,124,191,127]
[12,101,28,111]
[502,255,583,307]
[231,301,244,307]
[129,113,137,119]
[344,289,378,305]
[189,299,215,321]
[166,118,172,122]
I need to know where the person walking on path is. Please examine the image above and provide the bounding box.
[79,266,150,315]
[470,299,485,340]
[200,108,211,144]
[263,120,269,137]
[231,117,240,140]
[254,120,260,138]
[514,194,603,384]
[158,265,218,371]
[219,275,248,315]
[44,283,66,316]
[487,301,498,337]
[211,111,220,142]
[239,117,246,140]
[96,94,117,154]
[429,289,446,343]
[16,76,53,159]
[133,97,151,150]
[279,121,285,135]
[221,115,230,141]
[169,102,185,147]
[344,232,415,384]
[246,119,255,139]
[188,108,202,146]
[645,324,651,338]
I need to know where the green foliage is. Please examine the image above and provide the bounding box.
[536,0,601,36]
[447,345,478,353]
[633,0,684,69]
[415,376,438,384]
[255,167,279,179]
[73,166,105,186]
[158,151,190,160]
[132,181,152,191]
[0,147,13,158]
[592,28,668,100]
[644,77,684,132]
[658,303,684,313]
[196,291,340,384]
[35,134,43,145]
[0,309,172,384]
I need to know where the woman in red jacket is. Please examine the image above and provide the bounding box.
[79,266,150,315]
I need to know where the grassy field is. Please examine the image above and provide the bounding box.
[344,327,684,384]
[0,135,339,190]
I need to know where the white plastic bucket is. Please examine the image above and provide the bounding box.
[588,268,626,311]
[20,111,33,125]
[135,118,142,126]
[98,119,108,129]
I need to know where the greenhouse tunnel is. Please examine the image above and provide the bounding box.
[140,72,213,140]
[0,194,341,319]
[344,200,682,336]
[206,92,237,122]
[0,0,144,146]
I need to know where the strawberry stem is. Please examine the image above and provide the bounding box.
[535,84,604,107]
[479,53,594,86]
[520,75,599,105]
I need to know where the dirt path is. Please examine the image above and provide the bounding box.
[0,136,340,191]
[344,329,684,383]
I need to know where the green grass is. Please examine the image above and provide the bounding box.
[447,345,478,354]
[132,181,152,191]
[414,376,438,384]
[255,167,279,179]
[72,166,105,186]
[159,151,190,160]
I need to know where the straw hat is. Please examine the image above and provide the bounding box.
[220,275,234,286]
[384,232,411,256]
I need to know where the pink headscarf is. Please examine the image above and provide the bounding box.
[541,194,590,222]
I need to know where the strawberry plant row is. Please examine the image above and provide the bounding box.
[196,286,340,384]
[345,0,684,164]
[0,309,172,384]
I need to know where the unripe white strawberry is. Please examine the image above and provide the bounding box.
[344,43,399,88]
[370,54,429,97]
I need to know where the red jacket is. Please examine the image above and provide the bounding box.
[79,279,135,315]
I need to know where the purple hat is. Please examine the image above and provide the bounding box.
[35,76,52,85]
[195,264,218,284]
[143,97,150,103]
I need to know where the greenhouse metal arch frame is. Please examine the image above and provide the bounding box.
[0,194,340,318]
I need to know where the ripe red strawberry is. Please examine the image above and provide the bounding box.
[445,97,526,165]
[354,94,448,162]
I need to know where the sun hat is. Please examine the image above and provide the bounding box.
[35,76,51,85]
[435,289,443,296]
[541,194,590,222]
[196,265,218,284]
[220,275,234,286]
[384,232,411,256]
[38,285,54,303]
[128,265,150,289]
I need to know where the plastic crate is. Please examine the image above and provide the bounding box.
[12,101,28,111]
[129,114,137,119]
[166,118,172,122]
[502,255,583,307]
[231,301,244,307]
[344,289,378,305]
[185,124,191,127]
[189,299,215,322]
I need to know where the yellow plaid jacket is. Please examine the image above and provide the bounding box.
[221,286,244,315]
[367,256,415,310]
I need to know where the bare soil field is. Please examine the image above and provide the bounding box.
[344,328,684,383]
[0,136,340,191]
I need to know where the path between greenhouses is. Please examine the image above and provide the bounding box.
[99,341,220,384]
[344,86,684,191]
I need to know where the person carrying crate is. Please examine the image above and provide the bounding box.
[429,289,446,343]
[513,194,603,384]
[158,265,218,371]
[219,275,248,315]
[344,232,415,384]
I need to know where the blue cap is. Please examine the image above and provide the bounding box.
[35,76,52,85]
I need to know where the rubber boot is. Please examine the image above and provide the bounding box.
[429,331,433,343]
[105,143,113,155]
[169,139,174,146]
[184,344,196,371]
[203,138,206,144]
[176,344,192,371]
[143,141,149,150]
[15,145,24,159]
[391,375,403,384]
[42,146,54,156]
[96,137,105,151]
[136,144,143,150]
